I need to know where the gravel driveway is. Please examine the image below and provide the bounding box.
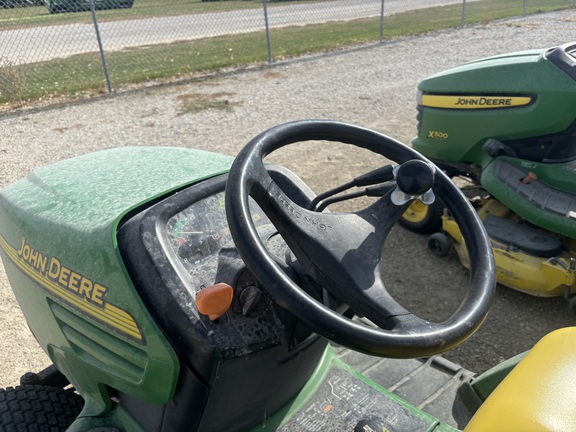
[1,9,575,389]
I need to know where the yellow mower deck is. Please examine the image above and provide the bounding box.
[441,199,576,298]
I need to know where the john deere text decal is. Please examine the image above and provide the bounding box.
[0,236,144,344]
[421,94,533,109]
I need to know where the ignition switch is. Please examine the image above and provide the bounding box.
[239,285,264,316]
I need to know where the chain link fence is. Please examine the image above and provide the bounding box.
[0,0,574,106]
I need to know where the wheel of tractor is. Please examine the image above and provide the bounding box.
[399,199,444,234]
[427,232,452,257]
[0,385,84,431]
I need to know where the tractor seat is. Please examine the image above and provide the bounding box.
[465,327,576,432]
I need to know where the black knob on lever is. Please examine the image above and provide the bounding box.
[391,160,436,206]
[395,160,435,196]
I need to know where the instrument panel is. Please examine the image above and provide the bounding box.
[165,191,273,293]
[119,167,316,355]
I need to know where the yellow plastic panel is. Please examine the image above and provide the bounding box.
[465,327,576,432]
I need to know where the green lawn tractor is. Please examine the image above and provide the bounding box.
[402,42,576,310]
[1,120,576,431]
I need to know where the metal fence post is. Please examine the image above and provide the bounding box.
[523,0,527,16]
[461,0,466,27]
[379,0,385,43]
[89,0,113,93]
[262,0,272,64]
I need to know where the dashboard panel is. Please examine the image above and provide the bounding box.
[117,166,328,432]
[118,166,317,358]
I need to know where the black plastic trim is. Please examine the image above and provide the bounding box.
[545,42,576,81]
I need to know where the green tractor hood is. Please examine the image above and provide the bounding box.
[413,42,576,168]
[0,146,233,416]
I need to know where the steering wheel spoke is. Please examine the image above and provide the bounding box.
[259,177,418,322]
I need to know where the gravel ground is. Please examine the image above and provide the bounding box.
[1,9,576,389]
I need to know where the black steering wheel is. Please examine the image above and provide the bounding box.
[225,120,495,358]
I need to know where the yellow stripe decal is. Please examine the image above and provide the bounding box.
[0,235,144,344]
[421,95,533,109]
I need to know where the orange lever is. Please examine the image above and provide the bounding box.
[196,283,234,321]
